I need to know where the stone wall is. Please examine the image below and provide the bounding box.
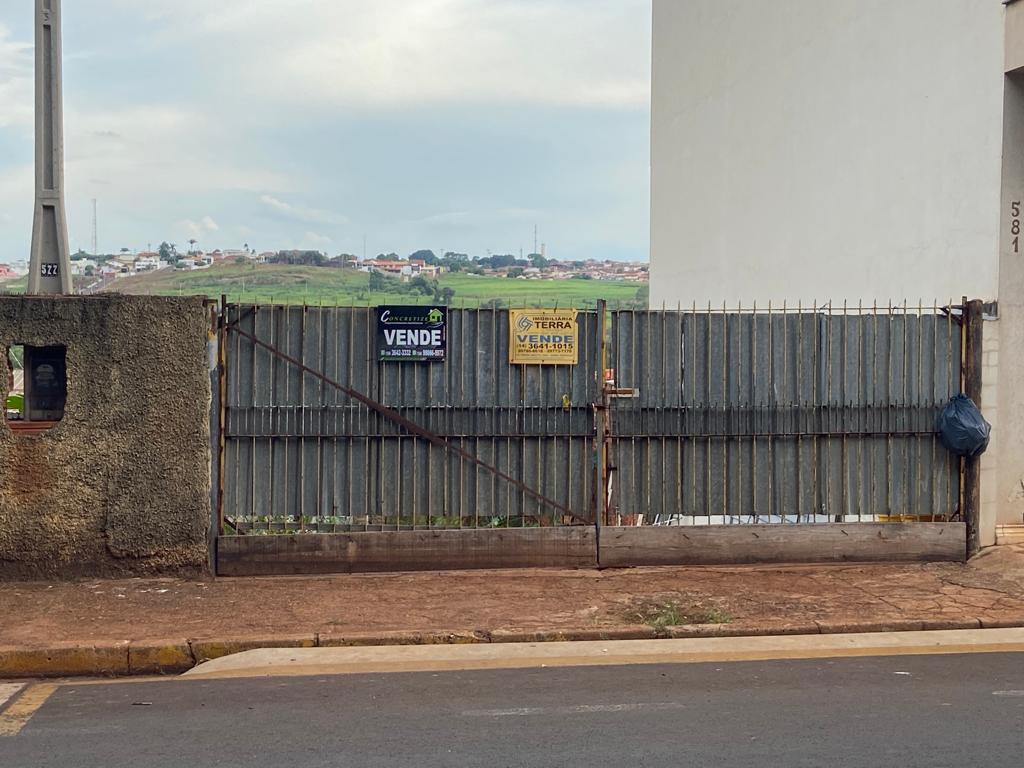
[0,295,212,579]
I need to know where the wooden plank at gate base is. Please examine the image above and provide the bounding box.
[217,528,598,576]
[598,523,966,568]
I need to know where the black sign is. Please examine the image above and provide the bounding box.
[377,305,447,362]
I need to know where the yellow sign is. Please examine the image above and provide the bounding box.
[510,309,579,365]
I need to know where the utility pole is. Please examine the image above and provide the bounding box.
[91,198,97,256]
[29,0,73,295]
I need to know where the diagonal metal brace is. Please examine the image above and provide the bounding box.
[226,323,576,520]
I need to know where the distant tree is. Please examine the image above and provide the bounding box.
[507,267,525,278]
[120,247,130,254]
[437,286,456,305]
[488,254,517,269]
[529,253,548,269]
[368,271,389,292]
[571,274,594,280]
[409,276,436,295]
[235,256,247,265]
[272,250,325,266]
[188,239,198,254]
[84,265,95,277]
[158,242,177,263]
[409,249,439,265]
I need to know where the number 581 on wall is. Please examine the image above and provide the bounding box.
[1013,202,1021,254]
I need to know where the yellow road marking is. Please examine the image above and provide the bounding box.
[0,684,58,738]
[0,684,26,710]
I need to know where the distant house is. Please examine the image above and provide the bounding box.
[70,259,97,276]
[365,259,416,279]
[135,255,161,272]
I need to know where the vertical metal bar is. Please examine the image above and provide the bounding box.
[901,300,909,517]
[825,301,833,522]
[691,302,698,518]
[751,301,757,523]
[249,303,258,527]
[266,303,277,531]
[886,301,894,517]
[795,301,802,523]
[706,302,712,521]
[722,301,728,521]
[930,300,939,519]
[841,301,849,522]
[857,300,865,521]
[217,297,228,538]
[915,300,924,519]
[736,302,743,520]
[596,299,608,529]
[768,300,775,522]
[781,300,788,522]
[298,303,307,528]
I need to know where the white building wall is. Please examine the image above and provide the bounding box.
[651,0,1006,307]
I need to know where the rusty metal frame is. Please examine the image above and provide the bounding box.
[224,314,578,522]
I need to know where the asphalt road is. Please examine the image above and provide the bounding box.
[2,653,1023,767]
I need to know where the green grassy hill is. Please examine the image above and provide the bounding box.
[116,263,648,308]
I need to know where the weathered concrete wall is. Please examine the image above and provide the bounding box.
[0,295,212,579]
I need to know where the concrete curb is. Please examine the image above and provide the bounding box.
[3,617,1023,679]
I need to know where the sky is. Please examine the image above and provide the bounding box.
[0,0,651,262]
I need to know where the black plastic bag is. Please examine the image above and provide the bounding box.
[937,394,991,458]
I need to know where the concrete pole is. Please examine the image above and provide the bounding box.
[28,0,73,295]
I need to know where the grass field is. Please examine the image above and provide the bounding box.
[112,263,648,308]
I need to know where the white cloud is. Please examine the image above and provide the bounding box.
[414,207,542,226]
[63,106,291,195]
[260,195,342,224]
[178,216,221,239]
[302,231,333,248]
[0,24,33,130]
[117,0,650,110]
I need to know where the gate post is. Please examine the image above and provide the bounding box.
[595,300,608,544]
[963,298,984,559]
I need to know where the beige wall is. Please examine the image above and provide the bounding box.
[651,0,1005,306]
[1007,0,1024,73]
[996,73,1024,533]
[981,319,1000,546]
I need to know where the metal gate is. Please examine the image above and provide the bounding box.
[214,300,972,573]
[219,304,600,535]
[604,304,964,526]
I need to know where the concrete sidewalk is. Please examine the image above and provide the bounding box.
[3,544,1024,679]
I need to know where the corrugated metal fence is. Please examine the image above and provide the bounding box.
[607,305,963,526]
[222,304,599,532]
[220,302,964,536]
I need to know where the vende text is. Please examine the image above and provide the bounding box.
[384,329,443,346]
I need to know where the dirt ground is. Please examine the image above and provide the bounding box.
[3,546,1024,649]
